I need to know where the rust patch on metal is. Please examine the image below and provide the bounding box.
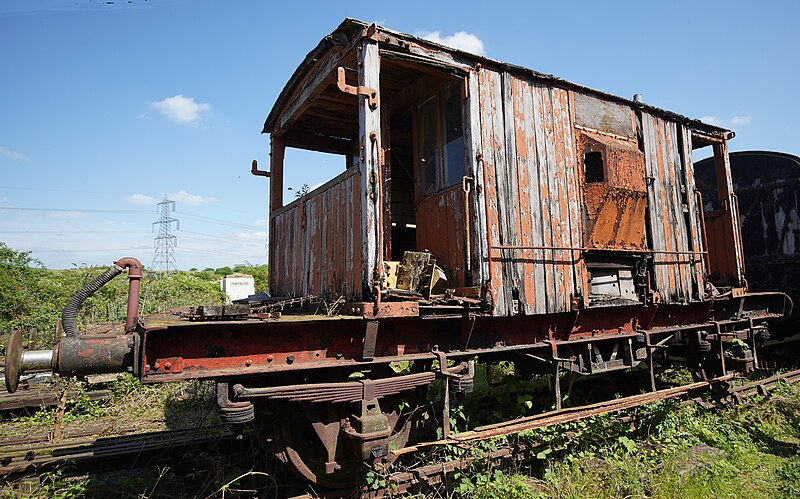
[340,301,420,319]
[578,131,647,250]
[589,190,647,249]
[153,356,184,374]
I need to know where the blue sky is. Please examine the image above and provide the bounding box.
[1,0,798,269]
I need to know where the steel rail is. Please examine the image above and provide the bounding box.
[0,425,247,478]
[376,369,800,497]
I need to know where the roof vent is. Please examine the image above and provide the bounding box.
[633,94,644,104]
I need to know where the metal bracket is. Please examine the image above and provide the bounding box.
[361,320,378,361]
[337,67,378,109]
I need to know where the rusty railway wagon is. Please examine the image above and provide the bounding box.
[4,19,792,487]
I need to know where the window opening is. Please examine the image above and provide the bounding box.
[390,111,416,259]
[417,97,439,196]
[282,148,346,204]
[584,151,605,183]
[441,85,465,187]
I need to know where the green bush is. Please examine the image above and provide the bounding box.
[0,242,249,351]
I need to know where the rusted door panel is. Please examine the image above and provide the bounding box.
[271,170,362,299]
[416,185,466,286]
[642,114,696,303]
[589,192,647,248]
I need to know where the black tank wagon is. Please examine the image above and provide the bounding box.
[696,150,800,338]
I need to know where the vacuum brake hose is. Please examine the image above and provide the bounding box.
[61,265,124,336]
[61,257,143,336]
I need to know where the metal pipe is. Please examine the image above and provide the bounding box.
[478,152,496,306]
[694,190,711,274]
[491,245,707,256]
[21,350,54,372]
[54,334,137,376]
[462,176,473,282]
[251,159,270,177]
[114,257,143,332]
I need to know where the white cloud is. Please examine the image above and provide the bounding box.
[418,30,485,55]
[51,211,87,220]
[170,190,215,205]
[236,231,268,241]
[126,191,214,206]
[731,115,752,126]
[127,193,159,205]
[0,146,31,163]
[700,115,723,126]
[150,94,211,125]
[254,219,268,226]
[701,114,752,128]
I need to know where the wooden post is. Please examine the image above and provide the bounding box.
[269,135,285,216]
[358,37,382,297]
[268,135,285,294]
[712,141,745,287]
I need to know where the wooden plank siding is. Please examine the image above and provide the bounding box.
[416,185,466,286]
[270,169,362,299]
[680,125,707,300]
[476,67,586,316]
[641,114,701,303]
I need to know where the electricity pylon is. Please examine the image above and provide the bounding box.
[151,195,179,274]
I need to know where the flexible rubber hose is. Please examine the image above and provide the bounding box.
[62,265,123,337]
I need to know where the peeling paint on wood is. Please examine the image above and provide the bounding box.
[272,169,362,299]
[642,114,698,303]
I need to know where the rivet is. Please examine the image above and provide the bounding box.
[245,359,252,367]
[267,354,274,362]
[287,355,295,364]
[163,362,172,371]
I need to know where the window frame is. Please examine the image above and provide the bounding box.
[413,83,466,201]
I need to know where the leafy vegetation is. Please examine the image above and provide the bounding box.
[404,378,800,498]
[0,242,267,353]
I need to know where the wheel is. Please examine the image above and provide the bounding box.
[269,394,419,489]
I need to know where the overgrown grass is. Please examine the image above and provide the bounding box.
[434,378,800,499]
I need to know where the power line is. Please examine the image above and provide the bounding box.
[0,206,151,214]
[176,211,264,230]
[0,206,265,229]
[0,227,264,245]
[0,229,148,234]
[179,246,265,260]
[180,233,265,247]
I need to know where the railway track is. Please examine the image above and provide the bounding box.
[2,369,797,496]
[0,424,249,479]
